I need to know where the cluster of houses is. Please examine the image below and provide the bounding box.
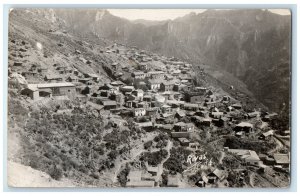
[15,41,290,187]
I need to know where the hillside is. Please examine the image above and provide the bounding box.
[50,9,291,113]
[7,8,290,188]
[8,161,77,187]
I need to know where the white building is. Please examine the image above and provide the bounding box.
[133,108,146,117]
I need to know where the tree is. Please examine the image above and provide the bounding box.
[108,150,118,160]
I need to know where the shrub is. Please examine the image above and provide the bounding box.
[163,147,192,173]
[144,141,153,150]
[108,150,118,160]
[118,164,130,187]
[140,149,168,166]
[49,166,63,180]
[90,172,99,179]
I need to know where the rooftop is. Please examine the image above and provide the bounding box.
[262,130,274,137]
[133,71,145,75]
[236,122,253,128]
[228,149,260,161]
[28,83,75,89]
[102,100,117,106]
[135,121,153,127]
[127,170,142,182]
[178,138,190,143]
[126,181,155,187]
[167,175,179,187]
[273,154,290,164]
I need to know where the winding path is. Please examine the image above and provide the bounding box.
[155,140,173,184]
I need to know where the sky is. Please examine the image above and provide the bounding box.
[108,9,291,21]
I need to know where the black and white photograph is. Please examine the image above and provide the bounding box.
[6,7,292,189]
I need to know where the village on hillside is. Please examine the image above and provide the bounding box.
[7,10,290,188]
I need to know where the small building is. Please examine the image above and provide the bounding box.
[120,86,135,93]
[235,122,254,134]
[132,89,144,101]
[227,149,261,166]
[22,70,39,78]
[99,84,114,91]
[66,76,78,83]
[102,100,117,110]
[86,73,99,82]
[195,176,208,187]
[195,111,209,118]
[186,91,205,103]
[246,111,260,119]
[135,121,153,131]
[110,80,124,87]
[178,138,190,146]
[137,101,150,109]
[201,118,212,127]
[263,155,276,165]
[211,112,224,119]
[160,80,175,92]
[259,130,274,140]
[126,170,155,188]
[27,82,75,98]
[146,107,159,117]
[262,113,278,122]
[133,108,146,117]
[227,106,234,112]
[174,83,191,92]
[78,78,92,85]
[161,104,172,113]
[273,154,290,168]
[222,95,231,102]
[143,95,152,102]
[206,169,226,184]
[147,80,161,91]
[175,110,186,119]
[44,75,63,83]
[174,122,194,132]
[232,103,242,110]
[194,87,207,94]
[190,94,203,103]
[110,92,125,107]
[86,101,104,113]
[167,175,179,187]
[155,123,173,131]
[183,103,199,111]
[188,142,200,150]
[21,86,39,100]
[127,170,142,182]
[139,63,149,71]
[148,71,164,79]
[171,132,190,139]
[132,71,146,79]
[13,62,23,66]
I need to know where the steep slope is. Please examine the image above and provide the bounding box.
[51,9,290,112]
[8,161,77,187]
[8,8,139,86]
